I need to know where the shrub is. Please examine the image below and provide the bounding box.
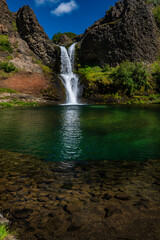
[151,61,160,91]
[0,62,16,73]
[0,35,13,53]
[109,61,148,96]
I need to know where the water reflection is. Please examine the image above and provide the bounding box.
[59,106,82,165]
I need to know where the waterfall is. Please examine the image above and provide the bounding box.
[60,43,79,105]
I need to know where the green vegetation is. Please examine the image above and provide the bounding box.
[0,35,13,53]
[0,62,17,73]
[34,59,52,75]
[12,20,18,31]
[0,88,17,93]
[144,0,160,28]
[151,60,160,91]
[0,99,38,108]
[0,225,10,240]
[78,61,149,98]
[78,60,160,103]
[110,61,148,96]
[5,55,13,61]
[145,0,160,6]
[52,32,77,44]
[153,5,160,28]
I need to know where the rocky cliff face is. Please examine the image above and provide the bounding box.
[0,0,64,102]
[16,6,59,68]
[79,0,160,67]
[0,0,14,36]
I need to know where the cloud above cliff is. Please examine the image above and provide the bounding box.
[51,0,78,16]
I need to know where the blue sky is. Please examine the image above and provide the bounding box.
[6,0,117,39]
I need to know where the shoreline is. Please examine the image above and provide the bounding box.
[1,92,160,108]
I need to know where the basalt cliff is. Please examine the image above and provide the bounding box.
[0,0,63,103]
[79,0,160,67]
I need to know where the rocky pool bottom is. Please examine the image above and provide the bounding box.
[0,150,160,240]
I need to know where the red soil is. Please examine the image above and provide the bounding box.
[0,72,50,95]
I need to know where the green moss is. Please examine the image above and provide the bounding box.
[0,35,13,53]
[12,21,18,31]
[0,88,17,93]
[0,99,38,108]
[42,65,52,75]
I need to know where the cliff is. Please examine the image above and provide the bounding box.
[79,0,160,67]
[16,6,59,67]
[0,0,64,103]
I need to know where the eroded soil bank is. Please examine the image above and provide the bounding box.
[0,150,160,240]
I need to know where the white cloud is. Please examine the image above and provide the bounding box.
[51,0,78,16]
[35,0,60,6]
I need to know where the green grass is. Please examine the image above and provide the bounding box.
[0,225,10,240]
[0,35,13,53]
[0,88,17,93]
[0,99,38,108]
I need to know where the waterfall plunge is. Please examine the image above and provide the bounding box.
[60,43,79,105]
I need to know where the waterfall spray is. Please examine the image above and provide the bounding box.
[60,43,79,105]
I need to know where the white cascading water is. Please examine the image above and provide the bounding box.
[60,43,79,105]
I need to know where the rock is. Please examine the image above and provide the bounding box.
[6,185,22,192]
[0,214,9,225]
[104,206,122,217]
[0,0,14,36]
[114,193,130,200]
[79,0,160,67]
[57,34,72,47]
[67,215,84,231]
[14,208,33,219]
[16,5,60,67]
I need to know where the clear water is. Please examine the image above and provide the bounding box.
[0,105,160,162]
